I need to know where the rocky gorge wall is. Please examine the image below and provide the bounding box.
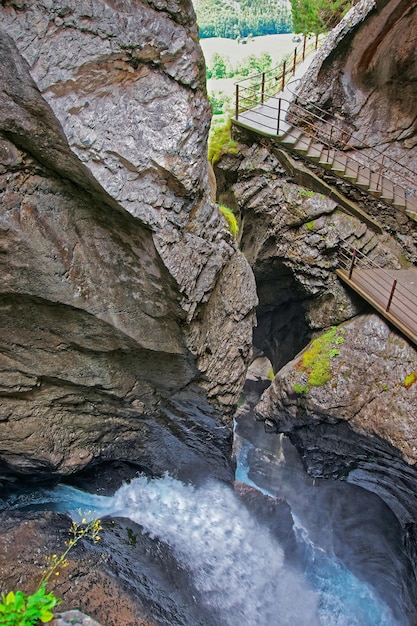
[296,0,417,173]
[215,0,417,583]
[0,0,257,484]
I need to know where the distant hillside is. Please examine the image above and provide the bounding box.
[193,0,293,39]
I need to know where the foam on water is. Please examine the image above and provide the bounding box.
[1,474,398,625]
[112,475,321,625]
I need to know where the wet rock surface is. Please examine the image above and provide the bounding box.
[217,130,417,582]
[0,0,257,482]
[0,509,209,626]
[295,0,417,173]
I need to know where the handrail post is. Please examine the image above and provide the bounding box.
[315,33,319,50]
[277,98,282,135]
[327,125,333,160]
[302,35,307,61]
[281,60,286,92]
[386,279,397,312]
[348,248,357,279]
[377,154,385,191]
[261,72,265,105]
[292,48,297,75]
[235,84,239,119]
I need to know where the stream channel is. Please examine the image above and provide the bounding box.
[1,411,416,625]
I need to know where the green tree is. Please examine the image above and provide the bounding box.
[208,52,228,78]
[289,0,356,34]
[194,0,292,38]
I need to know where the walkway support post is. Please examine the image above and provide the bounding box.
[277,98,282,135]
[386,279,397,313]
[348,249,357,279]
[261,73,265,105]
[235,84,239,120]
[292,48,297,74]
[281,60,286,92]
[315,33,319,50]
[377,154,385,191]
[302,35,307,61]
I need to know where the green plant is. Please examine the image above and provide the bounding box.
[209,90,232,115]
[294,383,309,394]
[127,528,137,547]
[208,117,238,165]
[294,326,345,392]
[306,220,315,231]
[290,0,355,34]
[219,205,239,237]
[0,519,102,626]
[404,372,417,389]
[267,367,275,381]
[0,587,59,626]
[297,187,315,198]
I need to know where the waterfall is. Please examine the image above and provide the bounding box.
[2,472,399,625]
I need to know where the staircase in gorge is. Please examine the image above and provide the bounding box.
[231,49,417,345]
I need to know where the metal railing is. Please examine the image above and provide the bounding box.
[234,34,320,119]
[337,240,417,344]
[285,78,417,193]
[234,43,417,216]
[235,88,417,214]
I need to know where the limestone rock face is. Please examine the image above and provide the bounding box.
[216,134,417,555]
[0,1,256,482]
[255,315,417,519]
[296,0,417,172]
[216,141,407,373]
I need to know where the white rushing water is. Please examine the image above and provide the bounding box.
[2,473,398,626]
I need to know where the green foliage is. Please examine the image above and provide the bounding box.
[404,372,417,389]
[206,51,273,80]
[306,220,315,231]
[294,326,345,392]
[209,90,232,115]
[0,519,103,626]
[208,116,238,164]
[127,528,137,547]
[206,52,229,78]
[298,187,315,198]
[194,0,293,39]
[294,383,309,394]
[267,367,275,381]
[289,0,356,34]
[0,587,59,626]
[219,205,239,237]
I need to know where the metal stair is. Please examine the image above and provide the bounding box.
[277,126,417,220]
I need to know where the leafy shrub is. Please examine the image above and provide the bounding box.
[209,90,232,115]
[219,205,239,237]
[0,587,59,626]
[0,519,102,626]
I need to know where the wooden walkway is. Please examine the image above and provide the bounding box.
[234,97,417,221]
[336,263,417,346]
[232,59,417,346]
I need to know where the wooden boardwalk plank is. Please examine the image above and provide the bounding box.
[336,268,417,346]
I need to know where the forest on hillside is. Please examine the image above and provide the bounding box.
[194,0,357,38]
[193,0,293,39]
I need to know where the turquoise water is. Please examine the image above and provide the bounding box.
[1,471,398,626]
